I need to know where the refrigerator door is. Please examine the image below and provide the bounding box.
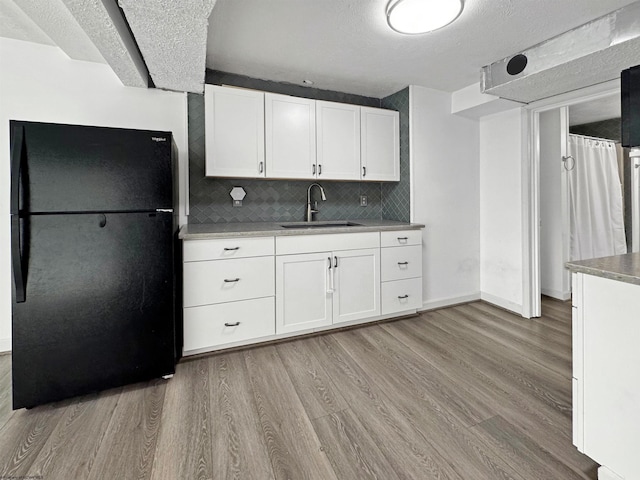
[11,121,173,214]
[12,212,175,409]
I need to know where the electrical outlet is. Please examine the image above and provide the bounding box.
[360,195,368,207]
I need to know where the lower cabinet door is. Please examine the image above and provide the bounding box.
[183,297,275,353]
[381,277,422,315]
[276,252,333,334]
[333,248,380,324]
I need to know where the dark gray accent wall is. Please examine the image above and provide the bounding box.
[570,118,621,142]
[381,87,410,222]
[188,71,411,224]
[206,70,381,107]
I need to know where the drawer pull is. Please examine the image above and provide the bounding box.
[398,294,409,299]
[397,261,409,265]
[224,278,240,283]
[397,237,408,241]
[224,322,240,327]
[223,247,240,251]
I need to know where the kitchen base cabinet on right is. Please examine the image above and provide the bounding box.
[380,230,423,315]
[571,271,640,480]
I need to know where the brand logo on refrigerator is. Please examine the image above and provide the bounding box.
[151,137,167,142]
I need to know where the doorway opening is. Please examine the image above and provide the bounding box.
[527,81,639,316]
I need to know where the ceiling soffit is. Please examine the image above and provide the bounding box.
[119,0,217,94]
[482,2,640,103]
[10,0,104,63]
[61,0,148,88]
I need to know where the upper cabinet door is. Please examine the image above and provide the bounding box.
[205,85,265,178]
[265,93,316,179]
[316,101,361,181]
[361,107,400,182]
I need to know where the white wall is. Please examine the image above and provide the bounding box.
[0,38,189,352]
[410,85,481,310]
[479,108,526,314]
[539,108,571,300]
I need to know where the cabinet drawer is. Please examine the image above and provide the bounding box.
[183,256,274,307]
[380,230,421,247]
[184,236,274,262]
[381,245,422,281]
[276,232,379,255]
[381,278,422,315]
[183,297,275,352]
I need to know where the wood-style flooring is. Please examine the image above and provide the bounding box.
[0,298,598,479]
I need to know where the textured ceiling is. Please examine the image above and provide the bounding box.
[0,0,54,46]
[207,0,639,98]
[61,0,148,88]
[119,0,216,94]
[12,0,105,63]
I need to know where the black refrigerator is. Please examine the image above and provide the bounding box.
[10,121,178,409]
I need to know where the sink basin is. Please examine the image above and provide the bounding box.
[280,221,362,229]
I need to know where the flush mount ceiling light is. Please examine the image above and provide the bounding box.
[386,0,463,35]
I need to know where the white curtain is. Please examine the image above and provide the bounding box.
[568,135,627,261]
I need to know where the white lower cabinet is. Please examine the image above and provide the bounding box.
[182,236,275,355]
[381,278,422,314]
[184,297,275,352]
[276,252,333,334]
[332,248,380,324]
[276,247,380,334]
[183,229,422,354]
[380,230,422,314]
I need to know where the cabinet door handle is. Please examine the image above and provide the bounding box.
[328,257,332,269]
[224,278,240,283]
[398,295,409,299]
[312,164,316,175]
[362,166,366,177]
[334,256,338,268]
[398,261,409,265]
[318,164,322,175]
[223,247,240,251]
[224,322,240,327]
[259,161,264,173]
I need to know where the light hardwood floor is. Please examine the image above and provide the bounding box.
[0,298,598,479]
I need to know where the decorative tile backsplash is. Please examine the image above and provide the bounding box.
[188,71,411,224]
[381,88,410,223]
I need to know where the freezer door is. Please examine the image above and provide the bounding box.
[11,121,173,213]
[12,212,175,409]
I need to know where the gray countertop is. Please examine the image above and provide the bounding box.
[179,219,424,240]
[565,252,640,286]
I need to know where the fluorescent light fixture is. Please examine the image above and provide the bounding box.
[386,0,463,34]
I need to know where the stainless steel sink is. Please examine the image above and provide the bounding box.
[280,221,362,229]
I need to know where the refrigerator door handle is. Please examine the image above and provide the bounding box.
[11,216,26,303]
[10,124,24,215]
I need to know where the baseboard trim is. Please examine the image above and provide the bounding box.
[541,287,571,301]
[480,292,524,316]
[419,293,481,312]
[0,338,11,353]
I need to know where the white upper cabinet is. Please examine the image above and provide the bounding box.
[204,85,265,178]
[265,93,316,179]
[316,101,361,181]
[361,106,400,181]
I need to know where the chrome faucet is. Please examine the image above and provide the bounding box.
[306,183,327,222]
